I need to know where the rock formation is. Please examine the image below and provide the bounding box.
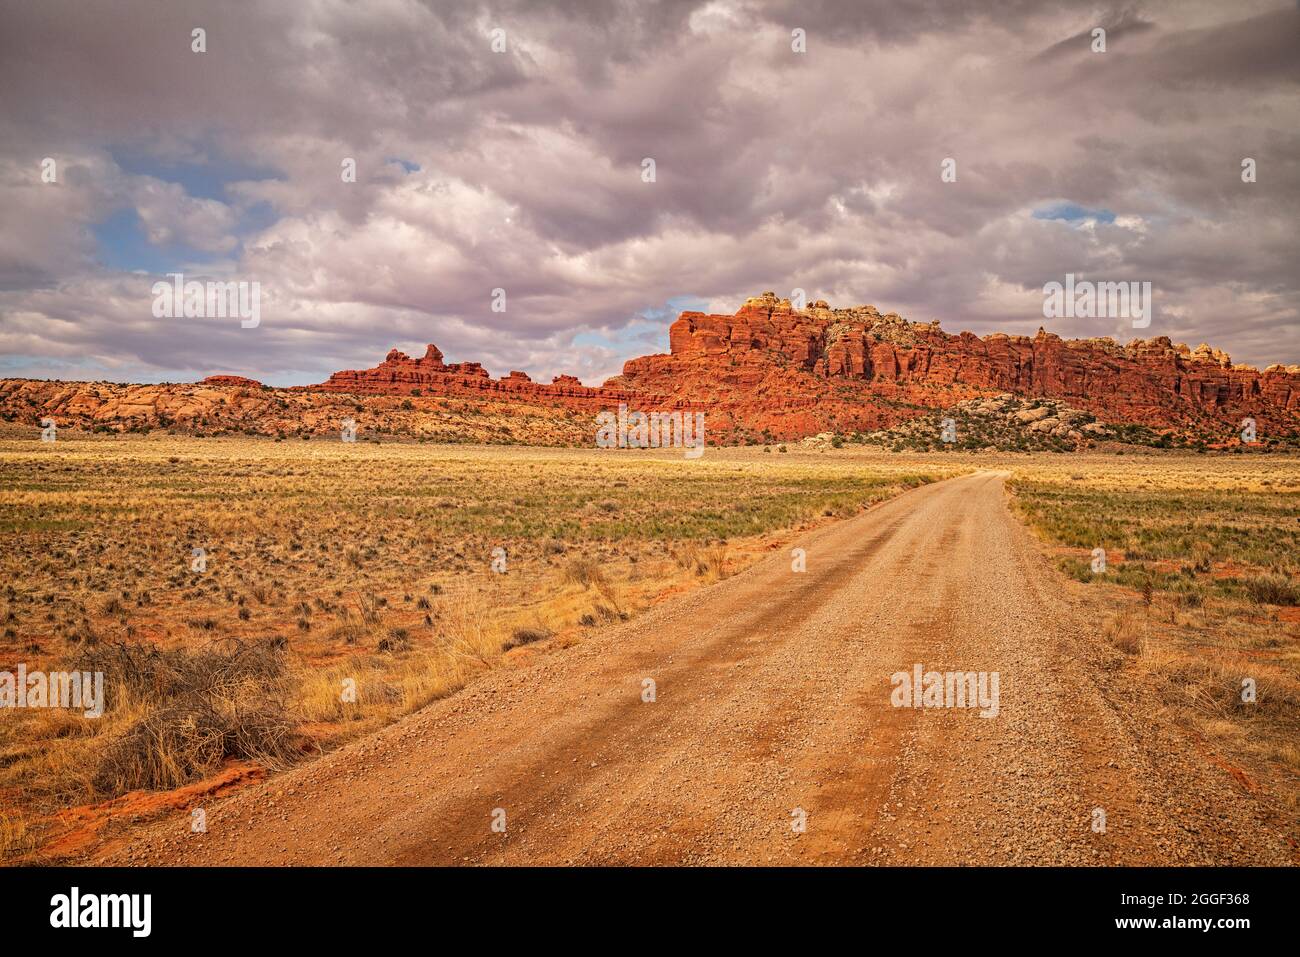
[315,343,673,414]
[613,292,1300,441]
[2,290,1297,446]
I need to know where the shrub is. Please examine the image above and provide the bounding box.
[76,640,295,794]
[1103,611,1143,655]
[1244,574,1300,606]
[561,556,607,589]
[377,626,411,653]
[503,626,552,649]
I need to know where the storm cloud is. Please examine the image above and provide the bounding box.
[0,0,1296,385]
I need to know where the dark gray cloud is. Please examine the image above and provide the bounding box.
[0,0,1297,387]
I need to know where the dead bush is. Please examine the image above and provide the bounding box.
[504,626,552,649]
[73,639,295,795]
[561,556,607,589]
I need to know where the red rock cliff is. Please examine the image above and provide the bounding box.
[314,343,677,413]
[613,292,1300,440]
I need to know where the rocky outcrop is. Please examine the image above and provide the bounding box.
[0,377,599,445]
[616,292,1300,442]
[3,291,1297,446]
[200,375,263,388]
[315,343,674,414]
[854,394,1112,452]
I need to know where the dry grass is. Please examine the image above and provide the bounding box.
[1102,608,1144,656]
[0,811,36,860]
[1008,453,1300,813]
[77,640,296,795]
[0,435,956,860]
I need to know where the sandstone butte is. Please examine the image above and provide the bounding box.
[2,291,1298,444]
[608,292,1300,441]
[308,291,1300,441]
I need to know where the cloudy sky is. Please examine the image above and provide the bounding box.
[1,0,1297,387]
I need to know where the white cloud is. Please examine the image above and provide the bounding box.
[0,0,1297,384]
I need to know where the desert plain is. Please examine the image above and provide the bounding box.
[0,429,1295,864]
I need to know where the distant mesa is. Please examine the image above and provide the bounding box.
[610,291,1300,440]
[3,291,1298,445]
[303,292,1298,441]
[315,343,676,413]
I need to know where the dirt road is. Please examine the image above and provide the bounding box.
[97,471,1294,865]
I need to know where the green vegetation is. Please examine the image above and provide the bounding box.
[1011,479,1299,605]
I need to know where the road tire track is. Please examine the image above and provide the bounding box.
[95,471,1295,866]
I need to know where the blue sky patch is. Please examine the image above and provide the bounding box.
[91,209,204,274]
[1032,201,1116,225]
[109,148,282,202]
[573,296,712,355]
[95,152,286,272]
